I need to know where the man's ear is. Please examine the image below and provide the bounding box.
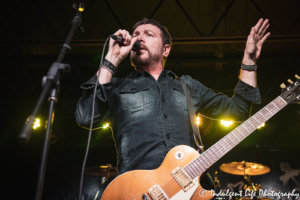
[163,44,170,57]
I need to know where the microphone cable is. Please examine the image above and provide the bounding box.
[78,35,112,200]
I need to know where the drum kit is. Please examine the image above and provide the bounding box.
[84,164,118,199]
[85,161,271,200]
[84,164,118,184]
[216,161,272,200]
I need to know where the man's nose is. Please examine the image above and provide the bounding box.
[137,34,145,42]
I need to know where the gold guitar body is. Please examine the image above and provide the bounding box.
[101,145,213,200]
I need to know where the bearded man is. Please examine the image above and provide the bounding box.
[75,18,269,189]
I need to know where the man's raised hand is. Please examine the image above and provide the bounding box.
[105,29,138,67]
[243,18,271,65]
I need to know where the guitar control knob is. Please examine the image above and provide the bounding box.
[296,74,300,80]
[288,79,293,84]
[280,83,286,88]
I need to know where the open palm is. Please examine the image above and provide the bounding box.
[244,18,270,64]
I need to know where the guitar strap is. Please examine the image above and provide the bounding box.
[179,79,215,189]
[179,80,204,152]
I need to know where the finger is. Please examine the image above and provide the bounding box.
[258,19,269,36]
[108,36,117,47]
[125,31,131,46]
[249,27,256,37]
[111,29,123,44]
[114,29,128,45]
[122,30,129,45]
[260,24,270,38]
[127,34,132,46]
[120,30,128,45]
[127,36,138,49]
[254,18,264,33]
[113,29,125,37]
[261,32,271,44]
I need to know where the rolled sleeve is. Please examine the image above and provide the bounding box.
[181,75,261,121]
[234,80,261,104]
[76,74,117,129]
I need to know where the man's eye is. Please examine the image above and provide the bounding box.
[148,34,153,37]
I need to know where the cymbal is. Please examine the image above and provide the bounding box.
[220,161,270,176]
[85,165,118,178]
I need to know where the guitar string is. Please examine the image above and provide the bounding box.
[163,182,181,195]
[162,180,182,196]
[162,179,177,190]
[281,83,298,99]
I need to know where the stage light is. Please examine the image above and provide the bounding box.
[33,118,41,129]
[103,123,109,128]
[78,3,85,12]
[258,123,265,129]
[196,116,200,125]
[73,2,85,12]
[221,120,233,127]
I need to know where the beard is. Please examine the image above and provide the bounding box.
[130,48,162,70]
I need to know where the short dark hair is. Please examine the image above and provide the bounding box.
[133,18,172,65]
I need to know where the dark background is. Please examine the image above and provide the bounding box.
[1,0,300,199]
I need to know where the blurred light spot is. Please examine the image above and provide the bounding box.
[221,120,233,127]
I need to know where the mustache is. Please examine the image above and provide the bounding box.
[139,45,148,51]
[133,44,148,56]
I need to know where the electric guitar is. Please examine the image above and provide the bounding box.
[101,75,300,200]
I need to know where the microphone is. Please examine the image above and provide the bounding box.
[110,35,140,52]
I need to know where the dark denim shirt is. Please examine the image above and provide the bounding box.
[75,70,261,175]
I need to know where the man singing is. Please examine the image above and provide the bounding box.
[75,18,269,184]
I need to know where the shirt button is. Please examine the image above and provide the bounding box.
[162,98,165,102]
[161,83,165,87]
[166,134,170,139]
[255,97,258,100]
[164,114,168,118]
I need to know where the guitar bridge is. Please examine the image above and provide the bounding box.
[148,184,169,200]
[171,166,195,192]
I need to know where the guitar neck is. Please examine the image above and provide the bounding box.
[184,96,287,179]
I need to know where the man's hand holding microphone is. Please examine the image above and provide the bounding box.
[98,29,139,84]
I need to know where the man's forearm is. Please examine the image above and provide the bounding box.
[240,69,257,88]
[97,67,113,84]
[239,18,270,88]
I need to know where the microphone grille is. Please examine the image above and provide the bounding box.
[132,41,140,52]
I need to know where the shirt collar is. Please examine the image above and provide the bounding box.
[127,69,179,80]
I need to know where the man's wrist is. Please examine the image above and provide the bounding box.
[105,54,120,67]
[102,58,118,75]
[241,64,257,71]
[242,51,257,65]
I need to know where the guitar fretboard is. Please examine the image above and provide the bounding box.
[183,96,287,179]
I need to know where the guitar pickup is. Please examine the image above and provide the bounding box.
[148,184,169,200]
[171,166,195,192]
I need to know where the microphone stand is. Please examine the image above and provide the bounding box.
[19,3,84,200]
